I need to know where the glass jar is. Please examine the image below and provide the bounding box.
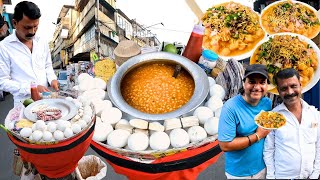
[198,50,218,74]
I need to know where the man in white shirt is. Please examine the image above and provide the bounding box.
[0,1,58,106]
[263,68,320,179]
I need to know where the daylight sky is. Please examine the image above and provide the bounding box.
[5,0,254,44]
[116,0,254,44]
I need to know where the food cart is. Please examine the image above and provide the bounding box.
[88,1,320,179]
[4,99,97,178]
[3,0,320,179]
[84,49,230,179]
[7,120,95,178]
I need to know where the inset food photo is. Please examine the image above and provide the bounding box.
[261,0,320,39]
[202,1,266,60]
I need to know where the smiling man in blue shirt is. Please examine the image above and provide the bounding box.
[218,64,272,179]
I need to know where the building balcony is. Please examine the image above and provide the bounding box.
[69,0,95,42]
[74,37,96,55]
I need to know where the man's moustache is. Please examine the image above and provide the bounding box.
[26,34,35,38]
[284,93,298,99]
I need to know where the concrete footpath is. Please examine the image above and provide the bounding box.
[0,94,226,180]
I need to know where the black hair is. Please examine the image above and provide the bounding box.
[0,15,5,27]
[274,68,300,86]
[13,1,41,22]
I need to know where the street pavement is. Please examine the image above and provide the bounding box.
[0,94,226,180]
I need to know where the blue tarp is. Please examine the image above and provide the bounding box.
[304,81,320,109]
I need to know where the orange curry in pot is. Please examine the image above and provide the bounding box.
[121,62,195,114]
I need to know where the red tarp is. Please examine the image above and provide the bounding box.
[8,120,95,178]
[91,140,222,180]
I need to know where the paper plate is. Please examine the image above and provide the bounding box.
[250,32,320,95]
[24,99,78,122]
[260,0,320,39]
[254,110,286,130]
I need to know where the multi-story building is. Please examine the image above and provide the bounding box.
[51,0,119,66]
[131,19,161,47]
[51,0,161,68]
[51,5,74,69]
[115,9,133,41]
[115,9,160,47]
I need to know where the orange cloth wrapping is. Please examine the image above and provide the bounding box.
[91,140,222,180]
[7,120,95,178]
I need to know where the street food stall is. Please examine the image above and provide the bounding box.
[3,97,97,178]
[2,0,320,179]
[2,82,103,178]
[89,52,225,179]
[89,0,320,179]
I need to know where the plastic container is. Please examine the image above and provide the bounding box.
[182,24,205,63]
[30,82,41,101]
[198,50,218,74]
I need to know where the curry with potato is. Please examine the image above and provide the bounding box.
[261,0,320,39]
[255,111,286,129]
[202,2,265,57]
[250,35,318,88]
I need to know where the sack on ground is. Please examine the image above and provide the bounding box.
[75,155,107,180]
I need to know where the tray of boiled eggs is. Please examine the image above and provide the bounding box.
[5,97,96,145]
[4,74,111,145]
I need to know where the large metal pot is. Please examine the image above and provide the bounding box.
[107,52,209,121]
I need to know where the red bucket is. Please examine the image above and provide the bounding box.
[8,119,95,178]
[91,140,223,180]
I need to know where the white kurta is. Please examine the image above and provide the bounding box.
[0,31,57,104]
[264,99,320,179]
